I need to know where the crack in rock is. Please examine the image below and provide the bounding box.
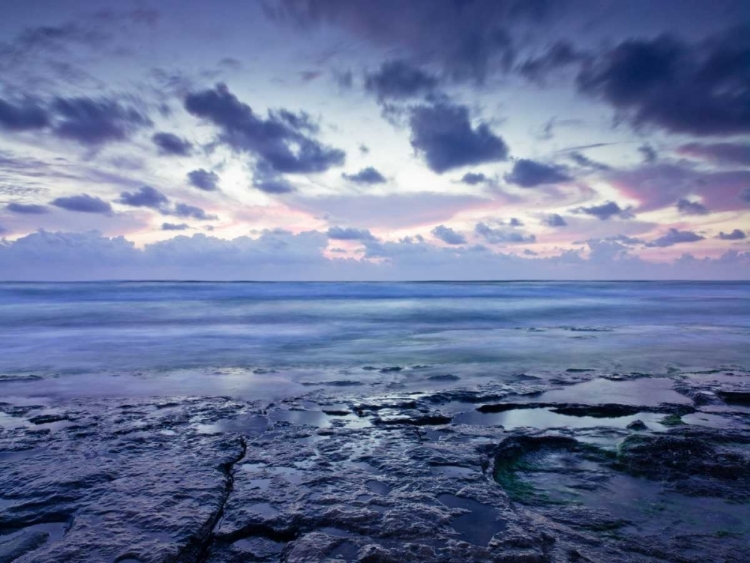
[172,436,248,563]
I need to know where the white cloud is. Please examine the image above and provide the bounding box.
[1,229,748,281]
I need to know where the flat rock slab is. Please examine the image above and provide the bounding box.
[1,381,748,563]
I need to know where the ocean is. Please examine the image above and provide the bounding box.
[1,281,748,399]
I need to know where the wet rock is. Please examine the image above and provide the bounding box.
[27,414,69,425]
[0,526,54,563]
[2,379,749,563]
[626,419,647,430]
[716,390,750,405]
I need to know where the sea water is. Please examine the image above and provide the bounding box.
[0,281,747,399]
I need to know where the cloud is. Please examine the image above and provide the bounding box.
[575,201,634,220]
[577,26,750,136]
[677,142,750,166]
[0,97,49,131]
[270,108,319,134]
[599,234,644,245]
[364,60,439,101]
[51,96,151,146]
[460,172,488,185]
[607,163,750,213]
[717,229,746,241]
[742,188,750,203]
[517,41,588,84]
[542,213,567,227]
[118,186,169,209]
[639,145,657,163]
[509,218,523,227]
[475,222,535,244]
[116,186,216,220]
[326,226,376,241]
[252,164,296,194]
[173,203,216,221]
[342,167,386,184]
[409,102,509,173]
[184,83,345,174]
[152,132,193,156]
[162,223,189,231]
[569,152,611,171]
[51,194,112,214]
[266,0,557,84]
[290,192,487,229]
[504,159,571,187]
[646,228,704,247]
[187,169,219,191]
[676,198,709,215]
[431,224,466,245]
[1,229,748,281]
[6,202,48,214]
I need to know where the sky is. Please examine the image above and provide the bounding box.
[0,0,748,280]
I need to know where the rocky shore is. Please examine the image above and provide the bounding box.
[1,369,749,562]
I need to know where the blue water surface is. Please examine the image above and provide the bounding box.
[0,281,747,398]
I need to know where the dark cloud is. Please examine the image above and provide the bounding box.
[409,102,509,173]
[266,0,559,83]
[475,222,535,244]
[504,159,571,187]
[218,57,242,71]
[431,224,466,245]
[252,164,296,194]
[162,223,189,231]
[0,98,49,131]
[509,218,524,227]
[52,96,151,146]
[639,145,658,163]
[608,162,750,214]
[518,41,588,84]
[51,194,112,214]
[676,198,709,215]
[270,108,319,134]
[677,142,750,166]
[365,60,439,101]
[577,26,750,136]
[717,229,746,240]
[326,226,376,241]
[603,234,644,245]
[6,202,48,214]
[152,132,193,156]
[647,228,705,247]
[342,167,386,185]
[0,22,108,65]
[173,203,216,221]
[569,152,611,171]
[542,213,567,227]
[299,70,321,82]
[118,186,169,209]
[334,70,354,89]
[460,172,488,185]
[187,169,220,191]
[742,188,750,203]
[575,201,634,220]
[184,83,345,174]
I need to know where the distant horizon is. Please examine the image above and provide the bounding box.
[3,278,749,284]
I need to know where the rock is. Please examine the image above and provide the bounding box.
[627,419,648,430]
[1,379,749,563]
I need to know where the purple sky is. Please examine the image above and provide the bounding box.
[0,0,748,280]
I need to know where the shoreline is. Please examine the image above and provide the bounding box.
[1,370,749,562]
